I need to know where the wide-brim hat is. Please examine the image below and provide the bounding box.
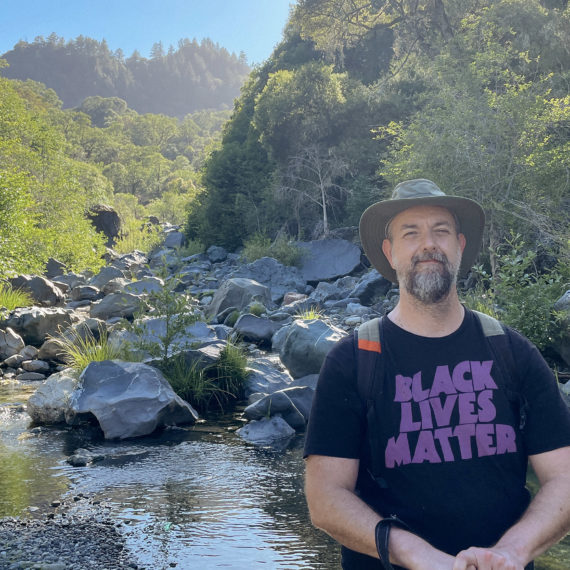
[359,179,485,283]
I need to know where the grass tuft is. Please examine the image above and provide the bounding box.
[0,282,33,312]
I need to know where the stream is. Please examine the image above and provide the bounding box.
[0,379,568,569]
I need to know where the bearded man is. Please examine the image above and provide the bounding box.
[303,179,570,569]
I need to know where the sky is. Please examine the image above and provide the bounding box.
[0,0,297,66]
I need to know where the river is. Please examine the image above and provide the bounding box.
[0,379,568,569]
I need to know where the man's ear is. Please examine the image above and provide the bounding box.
[459,233,466,253]
[382,238,395,269]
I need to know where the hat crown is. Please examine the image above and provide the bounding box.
[391,179,445,200]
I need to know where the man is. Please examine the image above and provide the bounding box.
[304,179,570,569]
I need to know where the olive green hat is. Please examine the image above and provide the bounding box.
[359,179,485,283]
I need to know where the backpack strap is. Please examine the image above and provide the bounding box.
[472,310,527,431]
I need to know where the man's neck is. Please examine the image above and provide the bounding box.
[387,289,465,338]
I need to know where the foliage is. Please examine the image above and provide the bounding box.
[0,282,33,312]
[129,282,201,364]
[463,233,567,351]
[295,306,323,320]
[160,342,249,412]
[242,233,305,267]
[113,216,163,255]
[49,325,123,372]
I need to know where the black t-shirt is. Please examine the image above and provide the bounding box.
[304,309,570,562]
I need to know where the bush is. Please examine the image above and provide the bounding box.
[113,216,163,255]
[242,233,305,267]
[161,342,249,412]
[0,282,33,312]
[463,233,567,351]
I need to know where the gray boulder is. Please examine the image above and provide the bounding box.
[298,239,362,282]
[71,285,102,302]
[207,245,228,263]
[89,266,125,290]
[164,231,186,249]
[87,204,121,246]
[236,416,296,445]
[66,360,199,439]
[243,386,315,429]
[124,277,164,296]
[234,314,284,347]
[44,258,67,279]
[1,307,74,346]
[207,278,272,321]
[0,327,25,359]
[349,269,392,305]
[279,319,346,378]
[90,292,144,320]
[245,357,293,398]
[27,368,80,424]
[231,257,306,303]
[9,275,65,307]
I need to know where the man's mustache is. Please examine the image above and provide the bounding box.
[411,251,448,266]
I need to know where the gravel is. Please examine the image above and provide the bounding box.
[0,495,144,570]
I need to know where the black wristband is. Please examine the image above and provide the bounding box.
[374,515,411,570]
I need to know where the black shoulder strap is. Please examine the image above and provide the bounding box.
[472,310,527,431]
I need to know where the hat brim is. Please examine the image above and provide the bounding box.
[359,195,485,283]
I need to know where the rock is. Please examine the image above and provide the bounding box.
[164,231,186,249]
[89,266,126,290]
[207,245,228,263]
[554,290,570,312]
[89,292,144,320]
[87,204,121,246]
[71,285,102,302]
[282,292,308,306]
[66,360,199,439]
[20,345,39,359]
[244,357,293,398]
[27,369,80,424]
[16,372,46,381]
[207,278,273,321]
[234,314,284,347]
[349,269,392,305]
[22,359,50,373]
[243,386,315,429]
[231,257,306,303]
[124,277,164,296]
[297,239,362,282]
[52,272,87,290]
[44,258,67,279]
[309,281,346,304]
[110,251,148,273]
[4,354,24,368]
[236,415,296,445]
[67,448,94,467]
[9,275,65,307]
[1,307,74,346]
[0,327,25,359]
[279,319,346,378]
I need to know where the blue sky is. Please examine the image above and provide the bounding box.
[0,0,297,65]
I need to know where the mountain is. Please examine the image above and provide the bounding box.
[0,34,251,117]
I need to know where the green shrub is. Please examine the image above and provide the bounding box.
[463,233,567,351]
[180,239,205,257]
[248,302,266,317]
[295,306,323,320]
[0,282,33,312]
[242,233,305,267]
[161,342,248,412]
[114,217,163,255]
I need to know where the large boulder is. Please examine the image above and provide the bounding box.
[89,266,125,290]
[297,239,362,282]
[279,319,346,378]
[236,416,296,445]
[245,357,293,398]
[87,204,121,246]
[243,386,315,429]
[8,275,65,307]
[0,307,75,346]
[124,277,164,296]
[66,360,199,439]
[27,368,80,424]
[231,257,306,303]
[90,292,144,320]
[233,314,284,347]
[163,230,186,249]
[349,269,393,305]
[207,278,272,321]
[0,327,25,359]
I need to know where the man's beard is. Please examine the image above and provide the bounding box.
[399,250,460,304]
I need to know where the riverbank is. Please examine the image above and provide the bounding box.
[0,494,140,570]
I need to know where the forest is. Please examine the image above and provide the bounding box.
[1,0,569,349]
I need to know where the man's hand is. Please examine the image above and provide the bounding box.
[453,546,524,570]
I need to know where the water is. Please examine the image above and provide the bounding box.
[0,380,568,569]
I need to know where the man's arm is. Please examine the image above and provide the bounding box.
[453,446,570,570]
[305,454,457,569]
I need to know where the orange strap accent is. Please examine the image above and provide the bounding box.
[358,339,382,353]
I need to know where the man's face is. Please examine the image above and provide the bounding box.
[381,205,466,303]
